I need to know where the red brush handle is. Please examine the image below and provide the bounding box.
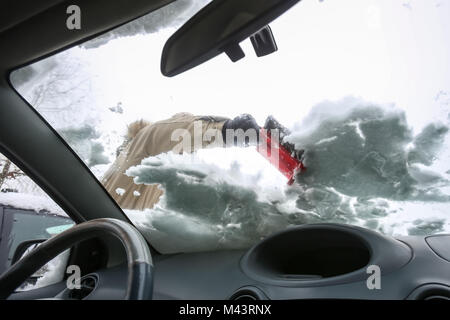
[257,129,305,185]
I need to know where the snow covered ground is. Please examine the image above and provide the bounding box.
[0,192,68,217]
[0,155,67,216]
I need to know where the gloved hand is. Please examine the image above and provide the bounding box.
[264,115,304,161]
[222,114,261,146]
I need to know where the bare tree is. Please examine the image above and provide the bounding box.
[0,157,26,191]
[0,158,11,189]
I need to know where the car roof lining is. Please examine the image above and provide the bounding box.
[0,0,67,33]
[0,0,175,71]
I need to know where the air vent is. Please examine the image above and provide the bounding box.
[229,287,268,300]
[68,275,98,300]
[232,292,258,301]
[424,295,450,301]
[407,284,450,300]
[421,287,450,300]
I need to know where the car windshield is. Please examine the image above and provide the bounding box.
[10,0,450,254]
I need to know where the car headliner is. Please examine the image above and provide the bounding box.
[0,0,174,232]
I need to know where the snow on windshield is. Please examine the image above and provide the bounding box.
[124,98,450,252]
[9,0,450,253]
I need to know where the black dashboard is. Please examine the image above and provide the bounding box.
[8,224,450,300]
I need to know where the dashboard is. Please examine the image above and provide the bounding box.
[8,223,450,300]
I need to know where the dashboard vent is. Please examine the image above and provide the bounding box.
[232,292,258,301]
[408,285,450,300]
[419,288,450,301]
[424,295,450,301]
[422,288,450,301]
[68,275,98,300]
[229,287,268,300]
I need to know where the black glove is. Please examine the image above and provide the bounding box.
[222,114,261,146]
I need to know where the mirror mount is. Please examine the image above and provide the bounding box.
[222,25,278,63]
[250,26,278,57]
[223,43,245,62]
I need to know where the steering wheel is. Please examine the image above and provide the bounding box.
[0,218,153,300]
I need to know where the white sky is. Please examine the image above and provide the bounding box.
[69,0,450,132]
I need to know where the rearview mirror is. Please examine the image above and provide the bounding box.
[161,0,301,77]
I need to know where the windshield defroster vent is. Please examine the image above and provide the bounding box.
[407,284,450,300]
[229,287,268,300]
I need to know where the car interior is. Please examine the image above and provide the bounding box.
[0,0,449,300]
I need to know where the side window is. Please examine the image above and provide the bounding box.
[0,153,74,290]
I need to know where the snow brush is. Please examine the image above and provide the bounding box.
[257,116,306,185]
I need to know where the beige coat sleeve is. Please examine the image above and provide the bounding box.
[102,114,227,211]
